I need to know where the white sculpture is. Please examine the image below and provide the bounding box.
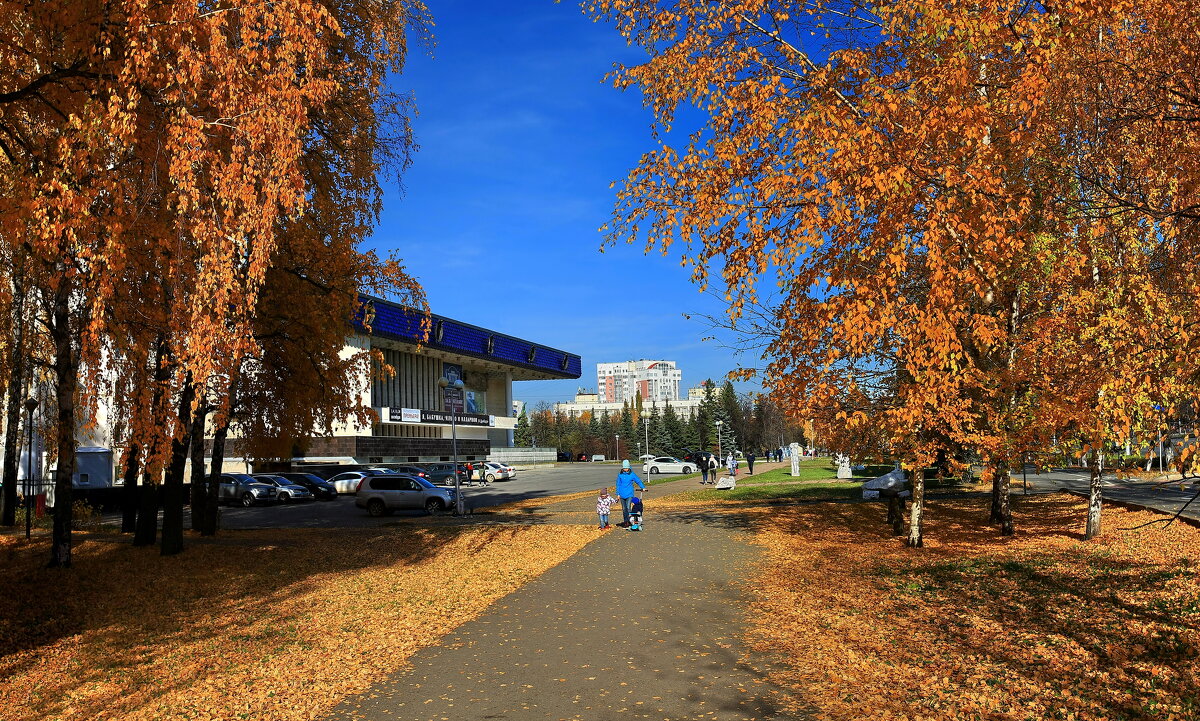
[789,442,802,476]
[836,453,852,479]
[714,475,737,490]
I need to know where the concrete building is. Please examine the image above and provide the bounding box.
[232,295,582,471]
[13,295,580,493]
[596,360,682,404]
[553,390,702,420]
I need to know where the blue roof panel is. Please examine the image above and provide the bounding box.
[354,295,581,380]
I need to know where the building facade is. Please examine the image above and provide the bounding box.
[552,391,702,420]
[596,360,682,404]
[211,296,580,473]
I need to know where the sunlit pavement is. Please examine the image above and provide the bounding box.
[1018,466,1200,524]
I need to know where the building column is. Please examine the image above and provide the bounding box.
[505,371,514,447]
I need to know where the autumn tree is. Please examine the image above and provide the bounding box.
[588,0,1200,544]
[0,0,432,564]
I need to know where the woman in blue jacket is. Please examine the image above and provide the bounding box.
[614,460,647,527]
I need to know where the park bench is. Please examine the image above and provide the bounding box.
[862,469,911,536]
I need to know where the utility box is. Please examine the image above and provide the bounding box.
[74,447,114,488]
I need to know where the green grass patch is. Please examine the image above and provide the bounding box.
[670,480,862,503]
[737,464,841,484]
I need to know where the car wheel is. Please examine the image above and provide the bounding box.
[424,498,444,514]
[366,499,387,517]
[486,474,495,482]
[279,492,290,503]
[683,466,692,473]
[241,493,255,507]
[650,467,659,474]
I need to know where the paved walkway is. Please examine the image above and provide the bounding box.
[323,473,793,721]
[1017,466,1200,525]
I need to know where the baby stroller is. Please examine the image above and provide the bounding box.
[628,495,644,531]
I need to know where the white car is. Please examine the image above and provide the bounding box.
[327,470,378,494]
[642,456,695,474]
[482,462,513,482]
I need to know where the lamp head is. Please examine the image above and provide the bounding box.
[24,397,38,412]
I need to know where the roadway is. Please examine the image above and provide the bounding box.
[107,463,682,531]
[1019,466,1200,524]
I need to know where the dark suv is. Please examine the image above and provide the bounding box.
[421,463,471,485]
[277,472,338,500]
[218,473,278,507]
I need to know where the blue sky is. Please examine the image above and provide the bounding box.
[370,1,763,405]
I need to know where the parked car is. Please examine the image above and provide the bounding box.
[391,464,433,481]
[327,470,383,494]
[355,474,456,516]
[277,472,338,500]
[421,463,471,486]
[642,456,695,474]
[481,462,513,482]
[219,473,278,507]
[251,474,315,502]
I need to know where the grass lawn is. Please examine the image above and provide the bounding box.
[735,463,841,484]
[667,480,863,503]
[0,524,594,721]
[743,494,1200,720]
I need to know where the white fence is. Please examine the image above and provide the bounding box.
[488,447,557,464]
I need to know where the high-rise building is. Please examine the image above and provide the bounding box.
[596,360,682,404]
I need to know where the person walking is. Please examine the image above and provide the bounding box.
[596,487,615,530]
[726,452,736,477]
[746,450,756,475]
[699,452,711,485]
[614,460,647,527]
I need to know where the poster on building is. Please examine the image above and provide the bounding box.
[443,363,465,413]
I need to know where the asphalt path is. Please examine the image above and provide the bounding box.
[1018,466,1200,524]
[323,474,791,721]
[101,463,692,530]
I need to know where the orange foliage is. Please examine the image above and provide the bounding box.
[0,524,593,721]
[586,0,1200,537]
[746,495,1200,719]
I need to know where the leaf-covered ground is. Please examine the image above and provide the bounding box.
[744,494,1200,720]
[0,524,594,721]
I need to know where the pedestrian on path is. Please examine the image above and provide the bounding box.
[726,452,737,477]
[614,460,647,527]
[746,451,756,475]
[699,452,711,484]
[596,487,615,530]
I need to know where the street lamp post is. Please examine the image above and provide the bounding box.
[23,397,38,539]
[437,377,466,516]
[615,434,620,461]
[643,416,649,459]
[715,419,724,465]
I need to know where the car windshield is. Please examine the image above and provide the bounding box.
[414,477,437,489]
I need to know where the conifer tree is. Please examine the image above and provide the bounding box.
[514,408,532,446]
